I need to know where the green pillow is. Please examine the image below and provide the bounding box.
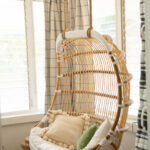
[77,123,99,150]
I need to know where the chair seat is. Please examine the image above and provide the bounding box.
[29,127,68,150]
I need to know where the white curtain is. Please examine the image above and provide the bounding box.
[44,0,90,112]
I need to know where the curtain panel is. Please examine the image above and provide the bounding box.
[135,0,148,149]
[44,0,90,112]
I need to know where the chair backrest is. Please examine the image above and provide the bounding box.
[50,30,132,132]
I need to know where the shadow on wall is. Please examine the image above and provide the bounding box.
[119,131,136,150]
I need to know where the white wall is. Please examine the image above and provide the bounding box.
[1,122,136,150]
[2,122,36,150]
[120,131,136,150]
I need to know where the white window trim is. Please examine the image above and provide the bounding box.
[116,0,139,120]
[24,0,37,112]
[1,113,44,126]
[115,0,126,52]
[1,114,137,133]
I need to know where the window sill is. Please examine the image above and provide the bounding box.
[2,112,44,126]
[1,112,137,133]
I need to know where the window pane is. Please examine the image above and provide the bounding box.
[125,0,141,116]
[0,0,29,113]
[93,0,116,41]
[93,0,140,117]
[33,1,45,112]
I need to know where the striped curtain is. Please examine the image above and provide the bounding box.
[135,0,148,149]
[44,0,90,112]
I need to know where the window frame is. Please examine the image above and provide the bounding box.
[2,0,138,121]
[24,0,38,112]
[1,0,42,117]
[93,0,138,120]
[116,0,138,120]
[115,0,126,53]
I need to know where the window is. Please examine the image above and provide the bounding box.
[93,0,140,117]
[0,0,140,118]
[93,0,116,41]
[0,0,45,115]
[125,0,141,117]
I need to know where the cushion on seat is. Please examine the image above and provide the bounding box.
[77,124,99,150]
[40,110,90,150]
[29,127,68,150]
[84,119,112,150]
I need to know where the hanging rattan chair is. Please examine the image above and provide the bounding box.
[21,0,132,150]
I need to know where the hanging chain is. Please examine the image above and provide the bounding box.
[62,0,67,39]
[87,0,93,37]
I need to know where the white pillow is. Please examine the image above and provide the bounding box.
[84,119,112,150]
